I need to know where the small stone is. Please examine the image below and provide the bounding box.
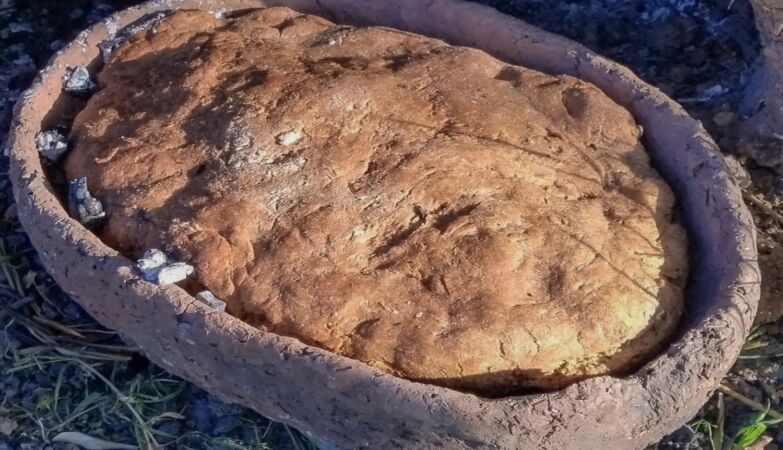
[68,177,106,226]
[415,311,424,319]
[8,22,33,35]
[700,84,729,99]
[35,130,68,163]
[48,40,65,52]
[196,291,227,312]
[156,262,194,285]
[276,130,303,146]
[712,111,735,127]
[62,66,96,95]
[135,249,168,281]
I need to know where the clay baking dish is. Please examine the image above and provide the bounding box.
[7,0,761,449]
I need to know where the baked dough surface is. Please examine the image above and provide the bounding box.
[65,8,688,393]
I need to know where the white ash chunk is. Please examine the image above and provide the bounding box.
[68,177,106,226]
[210,8,228,18]
[196,291,227,312]
[99,12,168,63]
[8,22,33,34]
[275,130,303,146]
[62,66,95,94]
[35,130,68,163]
[156,263,195,285]
[135,249,168,281]
[135,249,194,285]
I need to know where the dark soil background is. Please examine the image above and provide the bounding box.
[1,1,782,449]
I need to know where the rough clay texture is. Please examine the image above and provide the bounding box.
[64,8,688,394]
[8,1,759,449]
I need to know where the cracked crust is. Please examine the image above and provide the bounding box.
[64,7,688,394]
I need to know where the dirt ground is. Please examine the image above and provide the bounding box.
[0,0,782,449]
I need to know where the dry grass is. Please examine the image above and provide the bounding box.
[0,209,311,449]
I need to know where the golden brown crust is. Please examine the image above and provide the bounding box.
[65,7,687,393]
